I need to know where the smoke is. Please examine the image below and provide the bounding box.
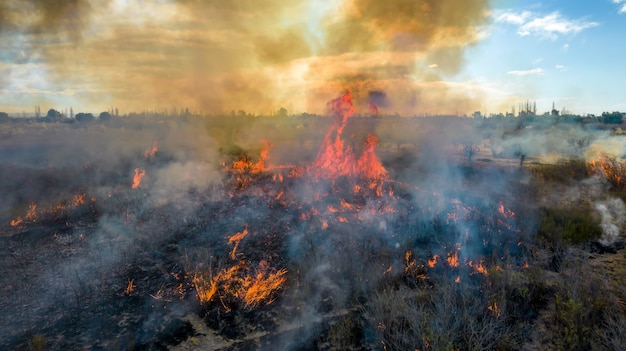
[595,198,625,246]
[0,0,92,39]
[1,0,493,115]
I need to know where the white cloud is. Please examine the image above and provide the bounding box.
[496,11,532,25]
[613,0,626,13]
[507,68,544,76]
[496,10,598,39]
[428,64,439,68]
[555,64,567,72]
[562,43,569,52]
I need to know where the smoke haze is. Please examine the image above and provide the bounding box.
[0,0,492,115]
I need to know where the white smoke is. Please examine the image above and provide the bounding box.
[595,198,625,246]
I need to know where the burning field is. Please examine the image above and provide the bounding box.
[2,92,626,350]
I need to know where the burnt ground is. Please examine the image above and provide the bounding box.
[0,155,529,350]
[2,118,626,350]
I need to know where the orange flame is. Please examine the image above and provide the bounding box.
[10,203,37,227]
[132,168,146,189]
[488,301,501,317]
[427,254,439,268]
[358,134,388,180]
[192,260,286,309]
[447,245,460,268]
[311,91,388,182]
[240,262,287,308]
[125,279,135,295]
[405,251,416,275]
[467,260,488,276]
[144,141,158,160]
[588,153,626,187]
[497,202,515,218]
[227,227,249,260]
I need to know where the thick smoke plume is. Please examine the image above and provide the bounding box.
[1,0,492,115]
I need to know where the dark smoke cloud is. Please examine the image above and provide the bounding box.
[0,0,92,41]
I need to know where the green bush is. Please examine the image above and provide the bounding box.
[538,207,602,245]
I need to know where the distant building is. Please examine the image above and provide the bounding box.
[551,102,559,116]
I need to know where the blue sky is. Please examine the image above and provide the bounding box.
[461,0,626,114]
[0,0,624,116]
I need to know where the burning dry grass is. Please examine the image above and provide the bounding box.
[588,152,626,189]
[4,96,626,350]
[191,260,287,310]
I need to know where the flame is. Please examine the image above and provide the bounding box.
[447,245,460,268]
[125,279,135,295]
[240,262,287,308]
[497,202,515,218]
[405,251,416,275]
[311,91,388,183]
[427,254,439,268]
[9,194,93,227]
[488,301,501,317]
[144,141,158,160]
[72,194,85,206]
[340,198,354,210]
[358,134,388,180]
[227,227,249,260]
[192,260,286,309]
[588,153,626,187]
[455,276,461,283]
[132,168,146,189]
[467,260,488,276]
[10,203,37,227]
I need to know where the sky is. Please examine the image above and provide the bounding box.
[0,0,624,116]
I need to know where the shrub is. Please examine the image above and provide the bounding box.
[538,207,602,245]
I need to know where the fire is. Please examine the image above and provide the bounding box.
[72,194,85,206]
[192,261,286,310]
[427,254,439,268]
[588,153,626,188]
[405,251,416,275]
[497,202,515,218]
[232,141,270,175]
[227,227,249,260]
[311,91,388,183]
[9,194,94,228]
[467,260,488,276]
[447,245,460,268]
[358,134,388,180]
[10,203,37,227]
[144,141,158,160]
[240,261,287,309]
[132,168,146,189]
[488,301,501,317]
[124,279,135,295]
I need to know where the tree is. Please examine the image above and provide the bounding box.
[75,112,95,122]
[462,143,480,163]
[99,111,112,121]
[276,107,288,117]
[0,112,9,123]
[46,109,62,120]
[601,111,624,124]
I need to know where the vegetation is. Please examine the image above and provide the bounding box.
[3,111,626,350]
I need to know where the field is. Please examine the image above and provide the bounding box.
[1,107,626,350]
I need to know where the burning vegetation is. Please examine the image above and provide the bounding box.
[2,92,626,350]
